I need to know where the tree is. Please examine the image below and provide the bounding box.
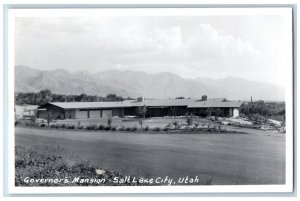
[138,105,147,118]
[185,112,194,126]
[77,93,88,102]
[38,89,53,105]
[14,90,128,105]
[106,94,123,101]
[137,105,147,129]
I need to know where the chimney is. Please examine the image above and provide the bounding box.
[137,97,145,102]
[202,95,208,101]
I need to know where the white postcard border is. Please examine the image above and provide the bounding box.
[6,7,295,195]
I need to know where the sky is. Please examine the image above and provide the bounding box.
[14,9,292,87]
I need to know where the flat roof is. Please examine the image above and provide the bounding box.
[41,99,244,109]
[46,101,134,109]
[187,100,244,108]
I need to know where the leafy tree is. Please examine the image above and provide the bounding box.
[76,93,88,102]
[185,112,194,126]
[15,90,130,106]
[137,105,147,129]
[138,105,147,118]
[39,89,53,105]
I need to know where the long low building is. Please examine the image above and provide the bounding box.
[36,96,244,120]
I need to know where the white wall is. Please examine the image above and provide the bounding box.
[233,108,239,117]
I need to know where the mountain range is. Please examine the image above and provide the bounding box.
[15,65,285,101]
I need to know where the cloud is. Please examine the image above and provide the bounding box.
[184,24,260,60]
[15,15,287,85]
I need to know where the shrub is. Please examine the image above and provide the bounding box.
[172,121,179,127]
[50,124,56,128]
[110,126,117,131]
[152,127,161,132]
[92,124,98,130]
[15,145,154,187]
[126,127,131,131]
[130,127,137,132]
[77,125,84,129]
[98,125,105,130]
[86,124,97,130]
[119,126,126,131]
[163,127,169,131]
[25,121,38,127]
[104,126,111,131]
[143,126,149,131]
[59,124,66,129]
[66,125,75,129]
[115,125,122,131]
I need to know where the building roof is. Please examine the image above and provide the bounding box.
[128,99,197,107]
[42,98,243,109]
[46,101,134,109]
[187,100,244,108]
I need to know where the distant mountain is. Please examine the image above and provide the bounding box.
[15,65,285,101]
[15,65,130,97]
[195,77,285,101]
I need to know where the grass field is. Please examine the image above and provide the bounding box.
[15,126,285,185]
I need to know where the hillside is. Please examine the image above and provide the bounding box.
[15,65,285,101]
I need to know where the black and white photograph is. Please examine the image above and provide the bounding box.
[6,6,294,194]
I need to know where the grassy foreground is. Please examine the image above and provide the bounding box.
[15,145,142,186]
[15,145,214,186]
[15,146,216,186]
[15,126,285,185]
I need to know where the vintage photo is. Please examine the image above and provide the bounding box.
[9,7,293,193]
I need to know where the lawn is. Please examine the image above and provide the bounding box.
[15,126,285,185]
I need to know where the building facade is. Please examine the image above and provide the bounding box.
[37,97,244,121]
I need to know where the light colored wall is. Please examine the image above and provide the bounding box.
[233,108,239,117]
[89,110,101,118]
[75,110,88,119]
[15,105,38,118]
[102,110,112,118]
